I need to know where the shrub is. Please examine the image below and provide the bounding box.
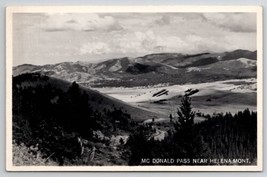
[13,142,57,166]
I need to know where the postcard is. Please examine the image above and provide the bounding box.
[6,6,263,171]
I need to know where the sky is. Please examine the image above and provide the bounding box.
[13,12,257,66]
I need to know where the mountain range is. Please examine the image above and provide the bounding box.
[13,49,257,87]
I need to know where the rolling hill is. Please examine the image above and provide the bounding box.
[12,73,162,165]
[13,73,160,121]
[13,49,257,87]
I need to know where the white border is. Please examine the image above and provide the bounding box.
[6,5,263,171]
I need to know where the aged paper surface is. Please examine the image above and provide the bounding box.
[6,6,263,171]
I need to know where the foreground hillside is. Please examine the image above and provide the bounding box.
[13,49,257,87]
[12,73,159,165]
[13,73,159,121]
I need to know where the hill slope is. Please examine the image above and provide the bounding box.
[12,73,162,165]
[13,73,159,121]
[13,49,257,87]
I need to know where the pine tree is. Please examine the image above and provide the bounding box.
[174,96,195,131]
[172,96,209,160]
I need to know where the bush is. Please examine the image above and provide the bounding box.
[13,142,57,166]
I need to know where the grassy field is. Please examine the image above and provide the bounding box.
[95,78,257,119]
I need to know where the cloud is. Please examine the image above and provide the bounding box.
[80,42,111,55]
[45,28,68,32]
[154,13,207,27]
[66,19,76,24]
[13,13,257,65]
[43,13,123,32]
[113,29,255,56]
[115,30,189,54]
[203,13,256,32]
[155,15,171,25]
[116,30,159,54]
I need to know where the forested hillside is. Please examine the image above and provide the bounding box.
[125,97,257,165]
[12,73,136,165]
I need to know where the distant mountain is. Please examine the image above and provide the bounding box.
[13,49,257,87]
[126,63,161,74]
[222,49,257,61]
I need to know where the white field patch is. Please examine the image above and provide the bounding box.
[95,78,256,103]
[94,63,106,70]
[237,58,256,68]
[187,67,210,72]
[143,118,168,124]
[109,60,122,72]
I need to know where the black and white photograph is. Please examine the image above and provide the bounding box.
[6,6,263,171]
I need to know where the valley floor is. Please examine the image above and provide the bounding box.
[94,78,257,120]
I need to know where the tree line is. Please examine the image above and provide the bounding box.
[125,97,257,165]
